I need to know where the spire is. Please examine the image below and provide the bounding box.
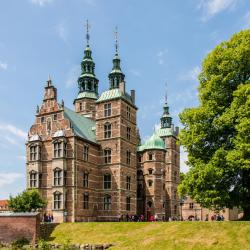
[160,85,172,128]
[76,20,99,97]
[109,26,125,89]
[46,74,52,87]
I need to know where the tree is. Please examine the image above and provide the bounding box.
[9,189,46,212]
[178,29,250,220]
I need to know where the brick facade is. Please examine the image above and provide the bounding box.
[26,40,180,222]
[0,213,40,244]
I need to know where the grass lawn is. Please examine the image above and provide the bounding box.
[48,221,250,250]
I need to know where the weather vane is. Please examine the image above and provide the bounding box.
[85,19,91,45]
[114,26,119,53]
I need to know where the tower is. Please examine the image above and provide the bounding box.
[95,28,137,220]
[74,20,99,119]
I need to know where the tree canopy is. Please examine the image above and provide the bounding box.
[178,29,250,220]
[9,189,46,212]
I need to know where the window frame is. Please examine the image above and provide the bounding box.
[126,176,131,190]
[83,172,89,188]
[104,103,112,117]
[54,168,63,186]
[104,149,112,164]
[104,195,111,210]
[83,145,89,161]
[104,174,111,189]
[126,197,131,211]
[104,123,112,139]
[83,193,89,209]
[126,150,131,165]
[54,192,62,210]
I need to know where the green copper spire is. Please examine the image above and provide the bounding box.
[109,27,125,89]
[77,20,99,97]
[160,88,172,128]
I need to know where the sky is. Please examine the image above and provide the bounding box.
[0,0,249,199]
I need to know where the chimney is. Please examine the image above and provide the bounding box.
[119,81,125,94]
[131,90,135,104]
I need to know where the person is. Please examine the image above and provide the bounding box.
[126,213,129,222]
[221,215,224,221]
[154,214,158,221]
[140,214,144,222]
[51,214,54,222]
[211,215,214,221]
[205,214,209,221]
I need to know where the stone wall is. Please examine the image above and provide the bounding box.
[0,212,40,244]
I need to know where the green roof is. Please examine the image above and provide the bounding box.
[63,107,96,143]
[155,127,176,137]
[96,88,134,105]
[75,92,98,100]
[138,134,165,152]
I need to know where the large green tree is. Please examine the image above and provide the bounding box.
[9,189,46,212]
[178,29,250,220]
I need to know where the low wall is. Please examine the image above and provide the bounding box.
[40,223,59,240]
[0,212,40,244]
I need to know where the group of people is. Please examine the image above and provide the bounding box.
[43,213,54,222]
[209,214,225,221]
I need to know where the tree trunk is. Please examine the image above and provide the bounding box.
[242,207,250,221]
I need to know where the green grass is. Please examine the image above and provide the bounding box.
[49,222,250,250]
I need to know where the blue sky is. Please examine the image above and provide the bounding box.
[0,0,249,199]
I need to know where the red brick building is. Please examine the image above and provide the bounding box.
[26,28,179,222]
[0,200,9,212]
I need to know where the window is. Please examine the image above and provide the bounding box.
[30,145,38,161]
[104,174,111,189]
[126,176,131,190]
[126,106,131,120]
[148,168,153,175]
[83,194,89,209]
[30,171,37,188]
[54,169,63,186]
[53,114,57,121]
[174,205,177,214]
[104,103,111,117]
[104,149,111,164]
[148,153,153,161]
[189,203,194,209]
[148,180,153,187]
[137,184,143,198]
[79,102,83,111]
[126,150,131,165]
[104,195,111,210]
[83,172,89,188]
[41,117,45,123]
[83,145,89,161]
[126,197,131,211]
[126,127,131,140]
[147,201,152,208]
[54,141,62,158]
[54,192,62,210]
[138,155,142,163]
[104,123,112,138]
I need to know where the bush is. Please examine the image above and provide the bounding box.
[11,237,29,249]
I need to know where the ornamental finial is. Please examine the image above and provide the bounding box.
[47,74,52,87]
[85,19,90,45]
[114,26,119,54]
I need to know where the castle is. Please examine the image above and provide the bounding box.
[26,25,180,222]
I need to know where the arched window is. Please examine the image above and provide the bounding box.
[54,168,63,186]
[104,195,111,210]
[54,192,62,210]
[29,171,38,188]
[148,180,153,187]
[104,174,111,189]
[148,168,153,175]
[104,148,111,164]
[104,123,112,138]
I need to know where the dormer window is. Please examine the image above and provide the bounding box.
[79,102,83,111]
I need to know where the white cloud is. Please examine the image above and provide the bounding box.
[157,49,168,65]
[0,172,24,188]
[0,123,27,139]
[180,66,201,81]
[129,69,141,77]
[65,65,81,88]
[0,61,8,70]
[198,0,239,21]
[30,0,53,6]
[243,11,250,28]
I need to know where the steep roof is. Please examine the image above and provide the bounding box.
[96,88,134,106]
[63,107,96,143]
